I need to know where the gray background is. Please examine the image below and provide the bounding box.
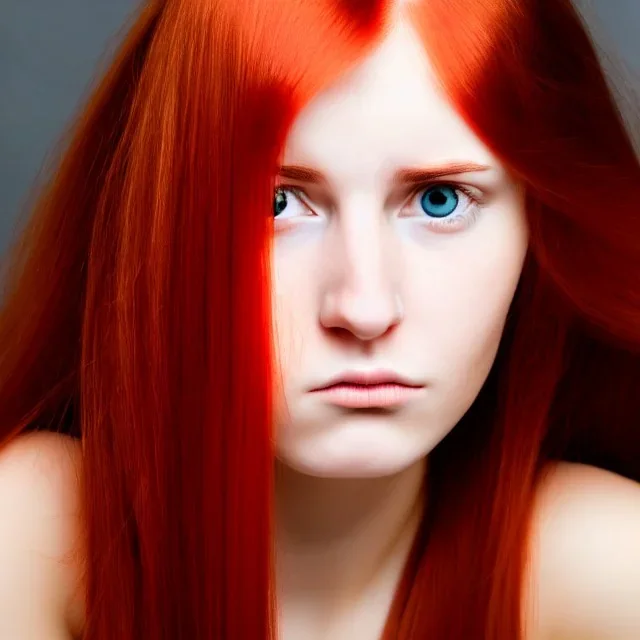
[1,0,639,255]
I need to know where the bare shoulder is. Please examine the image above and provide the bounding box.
[526,461,640,640]
[0,431,84,639]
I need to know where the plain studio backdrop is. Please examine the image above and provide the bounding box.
[0,0,639,255]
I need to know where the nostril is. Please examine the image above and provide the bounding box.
[320,294,404,341]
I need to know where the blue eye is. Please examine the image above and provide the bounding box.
[420,185,459,218]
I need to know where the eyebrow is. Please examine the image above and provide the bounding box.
[395,162,491,185]
[277,162,491,186]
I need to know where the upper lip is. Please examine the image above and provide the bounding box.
[310,369,424,391]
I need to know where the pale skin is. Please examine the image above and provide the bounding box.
[1,15,639,640]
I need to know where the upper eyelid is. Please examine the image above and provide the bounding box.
[275,184,318,215]
[277,184,312,201]
[276,179,476,197]
[275,183,326,211]
[274,181,482,215]
[406,182,480,204]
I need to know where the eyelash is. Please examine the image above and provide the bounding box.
[274,182,481,233]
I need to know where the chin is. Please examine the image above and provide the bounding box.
[275,425,429,479]
[279,456,414,479]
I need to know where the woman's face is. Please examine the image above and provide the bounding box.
[272,19,527,478]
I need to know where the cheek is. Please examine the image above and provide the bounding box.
[271,242,317,394]
[408,215,527,383]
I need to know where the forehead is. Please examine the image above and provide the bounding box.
[282,19,497,187]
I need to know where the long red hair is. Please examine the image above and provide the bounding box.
[0,0,638,637]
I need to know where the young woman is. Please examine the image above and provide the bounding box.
[0,0,639,638]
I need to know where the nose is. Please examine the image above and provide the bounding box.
[319,215,403,341]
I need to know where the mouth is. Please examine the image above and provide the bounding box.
[309,370,425,409]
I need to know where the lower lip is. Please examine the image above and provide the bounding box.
[311,383,423,409]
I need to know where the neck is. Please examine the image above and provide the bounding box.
[274,459,426,626]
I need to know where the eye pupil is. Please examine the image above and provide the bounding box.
[274,189,288,217]
[429,191,446,205]
[420,185,458,218]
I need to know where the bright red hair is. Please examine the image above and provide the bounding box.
[0,0,638,638]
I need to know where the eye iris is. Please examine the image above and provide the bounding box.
[420,186,458,218]
[274,188,288,217]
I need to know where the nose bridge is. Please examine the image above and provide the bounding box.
[320,200,401,339]
[341,208,389,294]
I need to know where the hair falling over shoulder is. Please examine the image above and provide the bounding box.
[0,0,638,638]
